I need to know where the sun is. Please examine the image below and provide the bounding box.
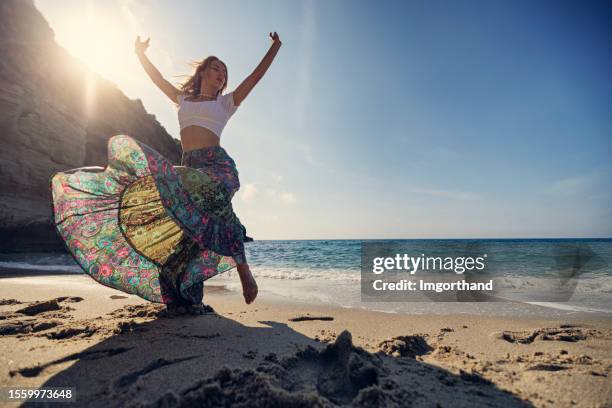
[36,0,148,91]
[54,2,134,84]
[35,0,149,116]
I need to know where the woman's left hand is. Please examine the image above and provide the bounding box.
[269,31,282,46]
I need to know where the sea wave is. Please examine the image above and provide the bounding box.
[0,261,82,273]
[227,267,362,283]
[497,275,612,294]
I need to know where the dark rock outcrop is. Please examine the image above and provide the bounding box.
[0,0,181,251]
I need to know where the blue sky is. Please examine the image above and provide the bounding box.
[35,0,611,239]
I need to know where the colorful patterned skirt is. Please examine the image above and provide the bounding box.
[50,135,252,305]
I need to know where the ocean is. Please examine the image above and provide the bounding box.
[1,239,610,317]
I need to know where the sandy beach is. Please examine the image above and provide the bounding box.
[0,273,610,407]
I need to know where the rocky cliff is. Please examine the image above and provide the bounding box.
[0,0,181,252]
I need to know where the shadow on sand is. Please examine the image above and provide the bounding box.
[7,302,533,408]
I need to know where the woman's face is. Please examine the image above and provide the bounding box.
[200,60,227,92]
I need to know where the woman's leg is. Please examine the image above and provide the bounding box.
[234,256,258,304]
[184,148,256,304]
[232,253,247,265]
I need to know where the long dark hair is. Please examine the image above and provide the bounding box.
[177,56,228,98]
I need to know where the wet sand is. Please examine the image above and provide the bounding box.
[0,274,611,407]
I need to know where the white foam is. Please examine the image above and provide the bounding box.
[526,302,612,314]
[497,275,612,294]
[215,267,361,282]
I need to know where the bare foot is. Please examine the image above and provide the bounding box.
[237,263,258,304]
[162,304,188,318]
[161,303,216,317]
[186,303,216,315]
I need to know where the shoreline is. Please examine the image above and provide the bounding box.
[1,268,610,319]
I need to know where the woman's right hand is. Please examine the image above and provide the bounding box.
[134,35,150,55]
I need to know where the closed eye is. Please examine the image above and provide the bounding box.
[212,66,226,74]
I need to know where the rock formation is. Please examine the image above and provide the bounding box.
[0,0,181,251]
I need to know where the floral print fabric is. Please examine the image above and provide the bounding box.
[51,135,251,304]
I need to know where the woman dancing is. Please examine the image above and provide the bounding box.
[51,32,282,316]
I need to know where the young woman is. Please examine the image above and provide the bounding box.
[50,32,282,316]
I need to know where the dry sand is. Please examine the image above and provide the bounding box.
[0,274,611,407]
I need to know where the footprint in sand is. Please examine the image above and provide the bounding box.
[0,297,91,339]
[0,320,62,336]
[499,327,600,344]
[378,334,434,358]
[13,297,83,317]
[14,299,62,316]
[289,316,334,322]
[0,299,23,306]
[56,296,84,303]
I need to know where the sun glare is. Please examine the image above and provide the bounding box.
[58,2,133,84]
[39,0,148,116]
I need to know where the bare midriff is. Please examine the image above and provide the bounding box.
[180,125,221,152]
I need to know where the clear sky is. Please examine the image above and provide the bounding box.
[35,0,612,239]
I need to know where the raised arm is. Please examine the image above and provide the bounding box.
[134,36,181,104]
[232,32,282,106]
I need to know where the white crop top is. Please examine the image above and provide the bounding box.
[177,92,239,138]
